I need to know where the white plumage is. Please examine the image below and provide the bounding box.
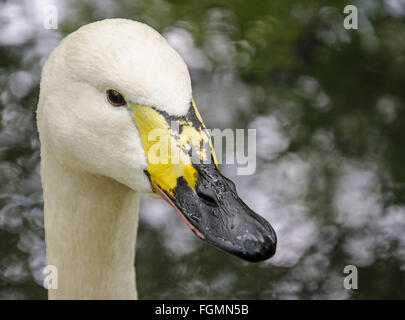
[37,19,192,299]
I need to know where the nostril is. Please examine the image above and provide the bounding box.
[197,191,218,207]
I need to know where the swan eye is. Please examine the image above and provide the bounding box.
[106,89,126,107]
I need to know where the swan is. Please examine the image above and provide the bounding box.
[36,18,277,299]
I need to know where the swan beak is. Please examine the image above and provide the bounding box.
[129,100,277,262]
[152,164,277,262]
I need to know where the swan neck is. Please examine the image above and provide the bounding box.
[42,154,140,299]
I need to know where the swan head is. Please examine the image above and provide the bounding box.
[37,19,276,262]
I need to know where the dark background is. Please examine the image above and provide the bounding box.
[0,0,404,299]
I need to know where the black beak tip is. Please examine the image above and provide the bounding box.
[170,166,278,263]
[239,229,277,263]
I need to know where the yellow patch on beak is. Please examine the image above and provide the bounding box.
[191,100,218,168]
[129,100,216,196]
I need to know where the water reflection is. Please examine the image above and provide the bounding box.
[1,0,405,299]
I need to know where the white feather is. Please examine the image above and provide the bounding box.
[37,19,193,299]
